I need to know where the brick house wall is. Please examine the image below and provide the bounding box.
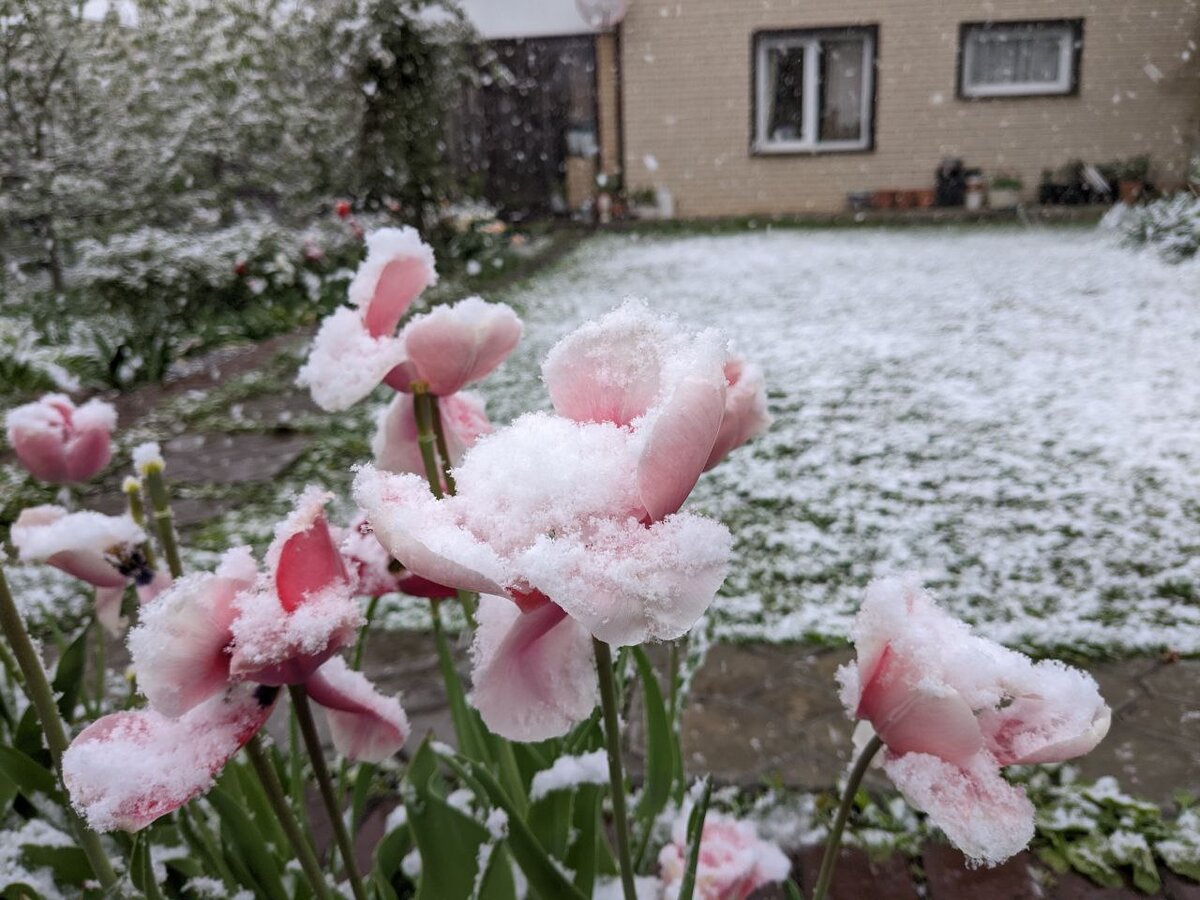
[618,0,1200,217]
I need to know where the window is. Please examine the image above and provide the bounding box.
[959,20,1082,98]
[753,28,876,154]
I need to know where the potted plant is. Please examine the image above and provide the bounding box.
[630,186,658,219]
[988,173,1023,210]
[1117,155,1150,204]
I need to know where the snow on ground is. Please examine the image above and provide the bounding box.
[478,227,1200,655]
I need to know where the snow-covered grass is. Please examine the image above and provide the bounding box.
[478,226,1200,656]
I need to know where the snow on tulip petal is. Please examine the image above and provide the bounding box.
[5,394,115,483]
[12,505,143,588]
[400,296,522,396]
[228,488,360,685]
[659,809,791,900]
[517,513,732,647]
[348,227,437,337]
[63,683,279,833]
[268,488,349,613]
[469,595,598,741]
[353,466,509,595]
[297,307,408,411]
[978,660,1112,765]
[704,358,771,471]
[542,303,672,426]
[304,656,409,762]
[635,375,726,522]
[882,751,1035,867]
[129,548,256,718]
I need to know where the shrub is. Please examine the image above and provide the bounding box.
[1104,193,1200,263]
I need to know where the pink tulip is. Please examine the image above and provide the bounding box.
[837,577,1111,865]
[541,300,728,521]
[704,357,771,470]
[11,505,167,635]
[63,683,280,832]
[66,494,411,833]
[383,296,522,396]
[297,227,437,412]
[372,391,491,477]
[339,514,457,600]
[5,394,116,483]
[227,487,361,685]
[354,303,735,741]
[658,810,790,900]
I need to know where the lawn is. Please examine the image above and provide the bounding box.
[479,226,1200,656]
[8,225,1200,656]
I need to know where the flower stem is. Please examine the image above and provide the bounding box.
[243,733,332,900]
[411,384,444,500]
[288,684,368,900]
[123,476,158,572]
[812,734,885,900]
[428,395,458,495]
[412,386,478,629]
[594,638,638,900]
[0,564,117,889]
[140,464,183,578]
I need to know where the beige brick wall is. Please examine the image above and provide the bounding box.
[619,0,1200,217]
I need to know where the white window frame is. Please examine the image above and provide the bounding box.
[960,21,1079,98]
[753,29,875,155]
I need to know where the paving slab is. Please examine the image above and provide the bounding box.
[922,845,1041,900]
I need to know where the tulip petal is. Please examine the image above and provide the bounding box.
[13,506,143,588]
[94,586,127,637]
[704,358,771,471]
[63,684,279,832]
[851,644,983,767]
[348,227,437,337]
[273,513,349,613]
[352,466,509,596]
[636,376,726,522]
[401,297,522,396]
[883,751,1035,867]
[516,513,731,647]
[469,595,599,741]
[297,307,408,411]
[980,660,1112,765]
[129,548,255,717]
[304,656,409,762]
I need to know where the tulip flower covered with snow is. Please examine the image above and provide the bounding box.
[298,227,521,411]
[837,577,1111,865]
[5,393,116,483]
[659,810,790,900]
[354,300,757,742]
[62,488,409,832]
[11,505,168,634]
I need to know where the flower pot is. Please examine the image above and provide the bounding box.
[1118,179,1144,204]
[872,190,896,209]
[988,188,1021,210]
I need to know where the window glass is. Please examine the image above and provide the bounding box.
[820,38,866,142]
[960,22,1078,97]
[767,45,806,143]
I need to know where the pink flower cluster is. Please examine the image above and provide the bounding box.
[355,301,771,742]
[838,577,1111,864]
[62,488,409,832]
